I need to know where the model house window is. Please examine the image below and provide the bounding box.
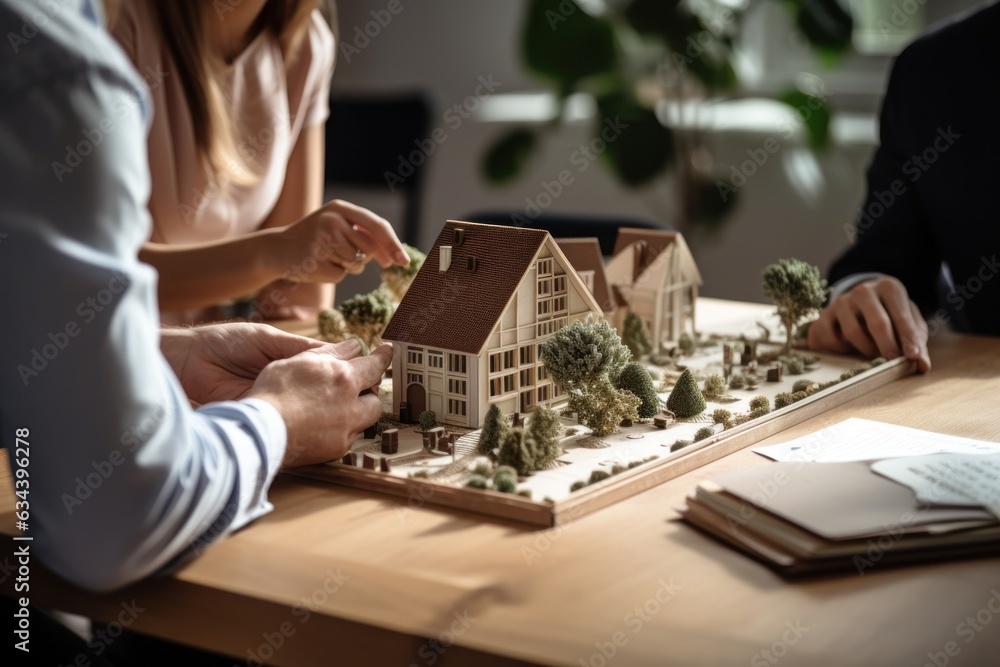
[428,351,444,369]
[520,389,534,412]
[538,278,551,296]
[537,300,551,316]
[537,258,553,276]
[537,384,550,403]
[553,275,567,294]
[503,373,516,393]
[407,348,423,366]
[503,349,516,370]
[579,270,595,292]
[519,345,534,365]
[537,365,549,382]
[552,296,566,313]
[407,373,423,385]
[519,368,535,387]
[448,353,466,374]
[490,377,502,397]
[448,399,467,417]
[448,378,467,395]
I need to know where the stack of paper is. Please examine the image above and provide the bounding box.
[681,421,1000,575]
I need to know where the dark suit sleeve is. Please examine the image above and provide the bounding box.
[828,43,941,314]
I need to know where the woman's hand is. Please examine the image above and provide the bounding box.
[273,199,410,283]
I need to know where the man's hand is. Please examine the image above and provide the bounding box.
[161,323,325,405]
[248,339,391,467]
[808,276,931,372]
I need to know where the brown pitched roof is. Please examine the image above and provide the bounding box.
[382,221,550,354]
[556,238,614,313]
[611,227,703,287]
[612,228,678,282]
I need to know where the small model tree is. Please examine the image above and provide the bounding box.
[621,311,653,358]
[418,410,437,432]
[677,332,696,356]
[702,374,726,400]
[666,369,706,418]
[762,259,829,354]
[478,403,509,455]
[526,405,562,469]
[572,377,640,437]
[338,288,395,348]
[540,320,636,436]
[615,361,660,418]
[748,396,770,416]
[540,320,631,389]
[498,429,535,476]
[318,308,349,342]
[380,243,426,302]
[694,426,715,442]
[712,408,732,425]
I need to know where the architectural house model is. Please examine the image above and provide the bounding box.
[604,228,701,348]
[555,237,615,322]
[382,221,604,428]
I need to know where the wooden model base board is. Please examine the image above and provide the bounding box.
[286,339,916,528]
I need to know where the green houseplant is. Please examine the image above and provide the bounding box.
[483,0,853,233]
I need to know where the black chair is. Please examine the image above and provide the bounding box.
[461,211,671,255]
[325,94,433,246]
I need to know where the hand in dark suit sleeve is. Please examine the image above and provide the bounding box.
[810,45,935,372]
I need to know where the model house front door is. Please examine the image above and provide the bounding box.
[407,383,426,418]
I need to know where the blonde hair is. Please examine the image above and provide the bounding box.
[115,0,321,187]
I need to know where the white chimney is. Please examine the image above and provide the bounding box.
[440,246,452,272]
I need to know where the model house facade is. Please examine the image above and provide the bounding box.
[604,228,702,349]
[382,221,604,428]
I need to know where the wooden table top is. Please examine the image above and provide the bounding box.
[3,299,999,667]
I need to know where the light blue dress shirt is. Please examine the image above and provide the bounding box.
[0,0,287,592]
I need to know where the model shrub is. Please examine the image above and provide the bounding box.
[792,379,813,393]
[526,405,563,468]
[774,392,794,410]
[666,369,706,418]
[466,475,489,489]
[784,356,805,375]
[615,362,660,418]
[748,396,770,413]
[677,332,696,355]
[498,428,535,476]
[702,373,726,400]
[478,403,508,455]
[694,426,715,442]
[712,409,732,425]
[588,470,611,485]
[493,474,517,493]
[570,377,640,437]
[622,311,653,357]
[418,410,437,432]
[380,243,425,301]
[338,288,395,347]
[670,440,692,452]
[728,374,745,390]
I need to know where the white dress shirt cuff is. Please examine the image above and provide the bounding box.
[196,398,287,530]
[829,272,886,303]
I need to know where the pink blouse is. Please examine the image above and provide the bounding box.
[113,2,335,245]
